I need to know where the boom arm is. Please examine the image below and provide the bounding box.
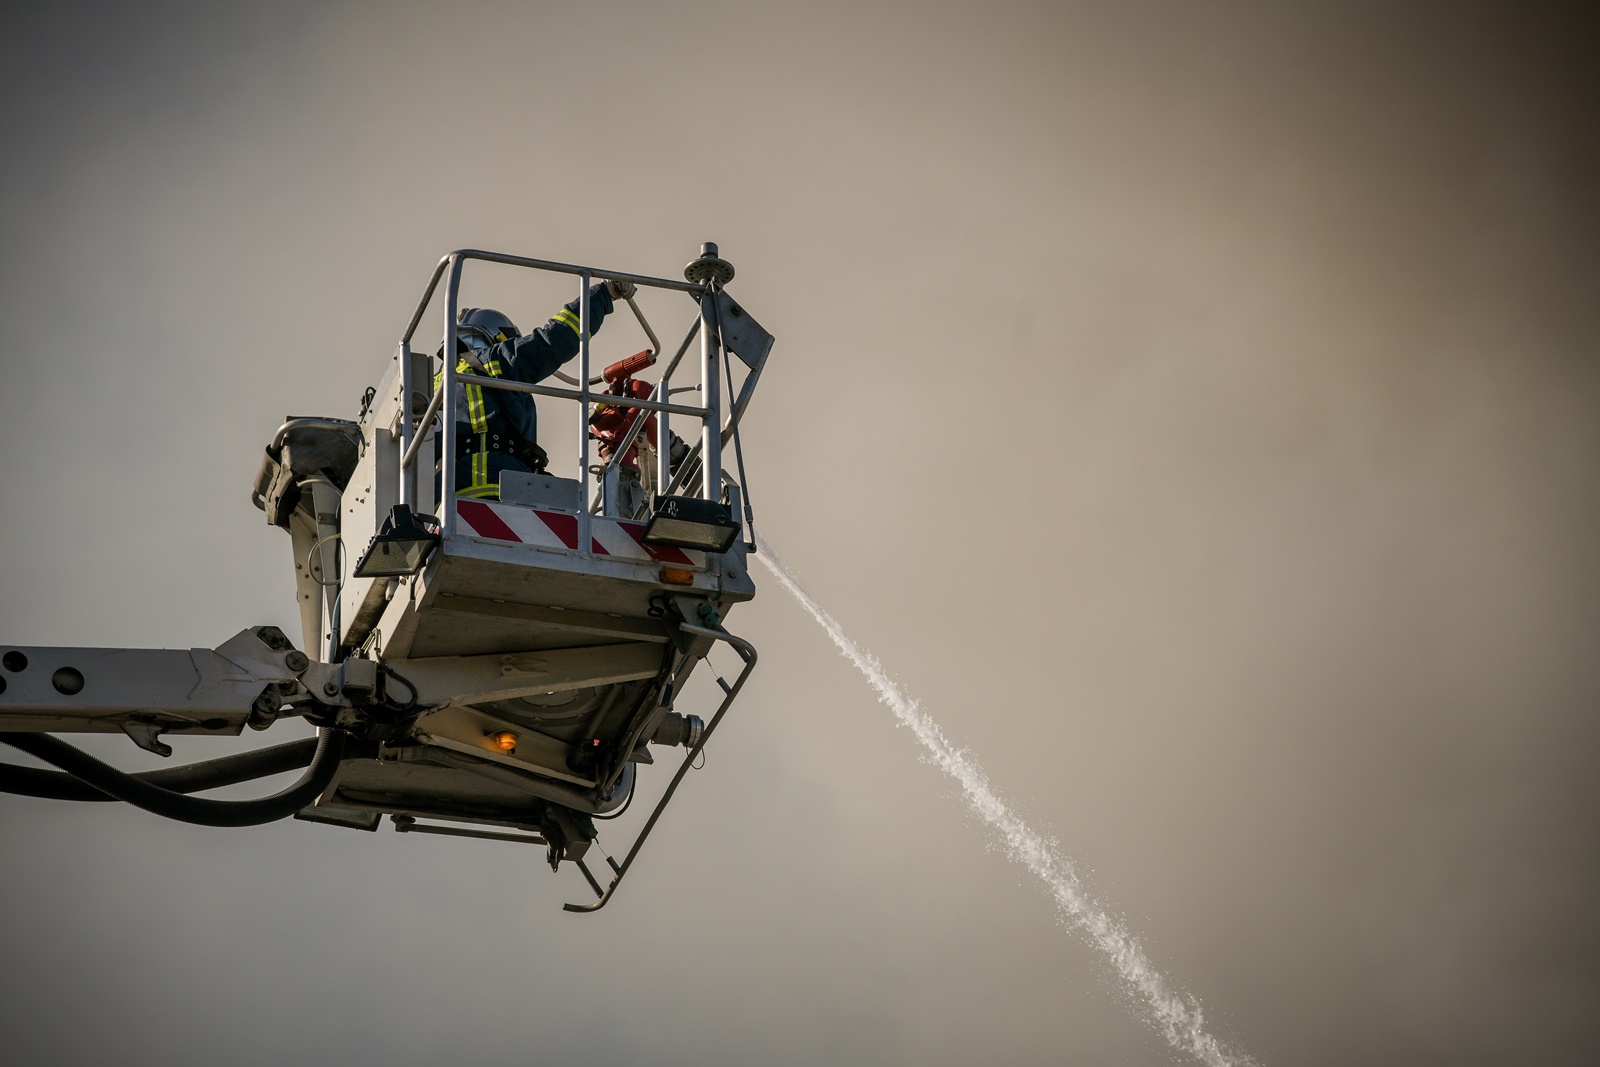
[0,626,360,755]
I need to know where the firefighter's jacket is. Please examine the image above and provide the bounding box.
[440,283,616,496]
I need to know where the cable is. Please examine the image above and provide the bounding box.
[378,667,419,714]
[306,533,344,588]
[0,737,319,802]
[591,768,638,821]
[0,729,345,827]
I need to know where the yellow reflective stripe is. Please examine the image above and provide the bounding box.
[438,361,495,435]
[458,449,497,500]
[484,359,504,377]
[552,308,582,337]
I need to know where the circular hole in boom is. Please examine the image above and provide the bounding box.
[0,676,7,695]
[52,667,85,695]
[2,651,27,672]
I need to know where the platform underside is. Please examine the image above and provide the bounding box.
[306,501,752,835]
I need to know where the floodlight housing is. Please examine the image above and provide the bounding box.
[353,505,440,579]
[642,495,741,553]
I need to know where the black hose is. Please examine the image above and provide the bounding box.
[0,730,345,827]
[380,667,419,713]
[591,766,637,821]
[0,737,320,802]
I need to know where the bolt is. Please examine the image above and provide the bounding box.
[285,651,309,672]
[323,682,339,696]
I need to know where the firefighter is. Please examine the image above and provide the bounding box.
[438,279,636,499]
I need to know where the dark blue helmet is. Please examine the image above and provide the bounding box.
[456,307,520,347]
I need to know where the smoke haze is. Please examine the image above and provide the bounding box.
[2,2,1596,1064]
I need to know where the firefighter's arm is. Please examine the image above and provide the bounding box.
[502,282,615,383]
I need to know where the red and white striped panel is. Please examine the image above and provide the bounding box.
[454,499,702,567]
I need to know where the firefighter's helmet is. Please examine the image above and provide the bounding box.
[456,307,520,348]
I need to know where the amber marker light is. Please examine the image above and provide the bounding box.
[660,567,695,585]
[490,731,518,752]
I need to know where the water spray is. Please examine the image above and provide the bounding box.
[754,534,1257,1067]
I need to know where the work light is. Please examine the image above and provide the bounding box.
[353,505,441,578]
[641,495,742,553]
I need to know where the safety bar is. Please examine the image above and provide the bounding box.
[392,814,546,846]
[424,376,711,420]
[564,621,757,913]
[398,383,445,475]
[395,249,736,548]
[400,373,711,484]
[400,249,702,346]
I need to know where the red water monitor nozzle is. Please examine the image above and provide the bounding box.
[602,349,655,385]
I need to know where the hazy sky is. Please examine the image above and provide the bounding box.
[2,2,1597,1064]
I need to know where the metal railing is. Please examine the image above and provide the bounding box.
[393,250,730,553]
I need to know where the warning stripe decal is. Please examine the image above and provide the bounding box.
[455,500,520,543]
[453,499,703,567]
[615,521,694,566]
[534,510,608,554]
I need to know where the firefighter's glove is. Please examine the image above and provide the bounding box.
[668,431,690,470]
[605,278,637,302]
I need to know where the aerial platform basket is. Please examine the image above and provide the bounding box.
[1,244,773,912]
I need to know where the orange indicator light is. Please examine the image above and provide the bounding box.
[660,567,695,585]
[491,731,518,752]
